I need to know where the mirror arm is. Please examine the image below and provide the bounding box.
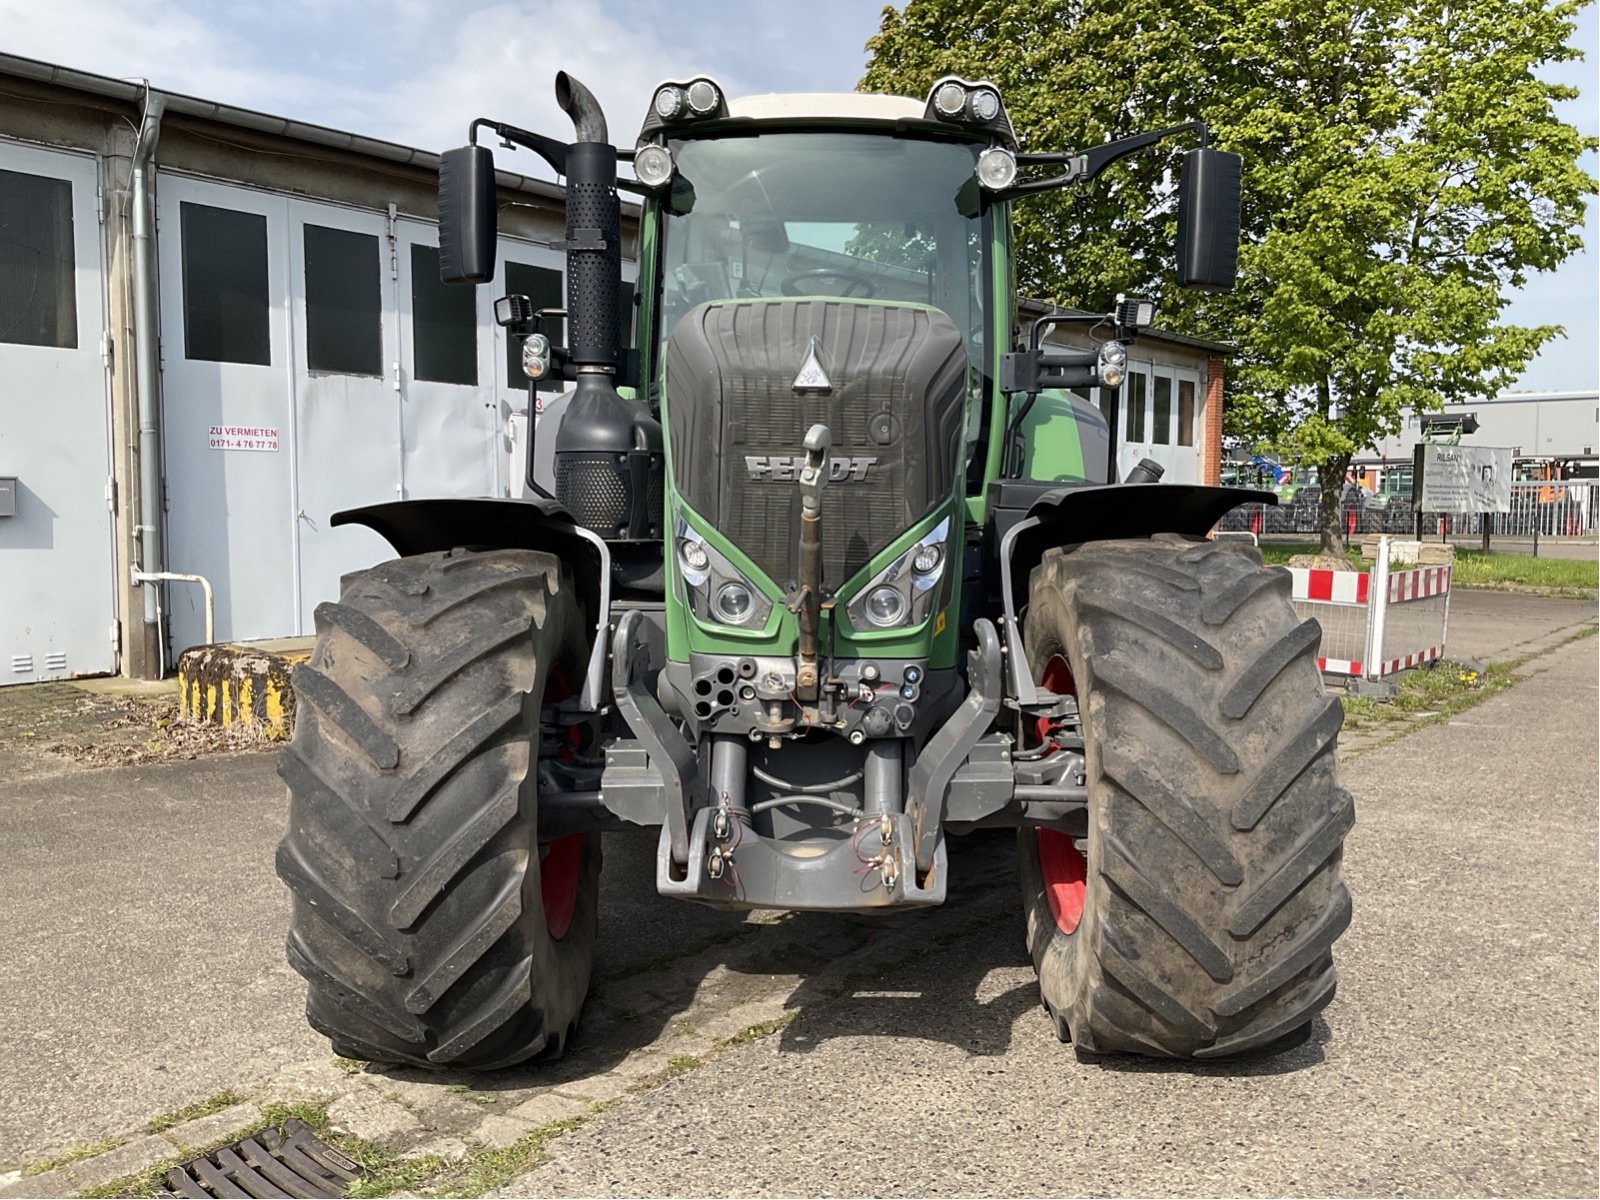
[1000,120,1211,200]
[470,118,569,176]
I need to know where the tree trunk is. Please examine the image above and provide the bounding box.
[1319,451,1353,554]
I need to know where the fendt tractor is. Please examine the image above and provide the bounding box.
[277,73,1353,1068]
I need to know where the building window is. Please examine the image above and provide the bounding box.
[181,202,271,365]
[1178,378,1196,447]
[410,243,476,385]
[304,225,382,376]
[0,168,77,349]
[1125,372,1147,443]
[1153,375,1172,445]
[503,260,564,392]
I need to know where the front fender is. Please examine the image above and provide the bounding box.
[333,497,611,710]
[997,482,1275,704]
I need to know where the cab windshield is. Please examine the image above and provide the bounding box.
[655,131,989,367]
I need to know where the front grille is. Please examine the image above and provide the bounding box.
[666,300,966,589]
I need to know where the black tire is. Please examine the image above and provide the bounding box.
[277,548,600,1070]
[1018,535,1352,1058]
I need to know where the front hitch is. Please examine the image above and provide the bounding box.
[790,423,831,701]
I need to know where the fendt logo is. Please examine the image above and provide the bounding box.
[745,455,878,483]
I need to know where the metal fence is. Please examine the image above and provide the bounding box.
[1218,480,1600,541]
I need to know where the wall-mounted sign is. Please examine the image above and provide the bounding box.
[208,425,279,452]
[1412,444,1512,513]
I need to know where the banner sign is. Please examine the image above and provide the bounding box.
[1412,444,1512,513]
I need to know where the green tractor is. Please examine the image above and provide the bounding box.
[277,73,1351,1068]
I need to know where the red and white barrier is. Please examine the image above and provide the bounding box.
[1287,541,1453,680]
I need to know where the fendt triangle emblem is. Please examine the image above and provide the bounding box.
[792,337,832,396]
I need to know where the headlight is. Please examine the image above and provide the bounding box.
[845,517,951,631]
[686,79,720,115]
[521,333,551,380]
[633,144,674,188]
[676,520,772,630]
[976,147,1017,191]
[678,538,709,572]
[865,586,907,627]
[1098,341,1128,388]
[970,88,1000,122]
[653,86,684,119]
[714,582,757,625]
[933,81,966,117]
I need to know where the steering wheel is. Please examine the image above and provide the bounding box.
[780,267,876,299]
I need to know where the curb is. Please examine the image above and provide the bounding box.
[177,638,313,735]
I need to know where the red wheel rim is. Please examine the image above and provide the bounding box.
[540,664,584,941]
[1035,655,1087,935]
[540,835,583,940]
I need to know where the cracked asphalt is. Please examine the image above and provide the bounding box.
[0,590,1594,1197]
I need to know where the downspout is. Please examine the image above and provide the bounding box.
[131,87,167,674]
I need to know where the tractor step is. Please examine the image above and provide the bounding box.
[161,1118,359,1199]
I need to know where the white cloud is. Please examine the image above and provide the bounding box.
[377,1,758,168]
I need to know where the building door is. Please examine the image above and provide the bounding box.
[157,175,296,653]
[394,219,499,505]
[288,199,402,629]
[0,140,116,684]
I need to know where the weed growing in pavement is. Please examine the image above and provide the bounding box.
[1340,625,1597,748]
[716,1011,798,1048]
[24,1135,127,1177]
[142,1089,247,1135]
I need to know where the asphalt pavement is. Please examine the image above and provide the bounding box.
[0,588,1593,1196]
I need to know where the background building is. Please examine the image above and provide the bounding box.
[0,52,638,685]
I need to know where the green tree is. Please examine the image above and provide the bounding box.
[863,0,1596,550]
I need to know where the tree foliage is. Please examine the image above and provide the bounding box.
[862,0,1596,548]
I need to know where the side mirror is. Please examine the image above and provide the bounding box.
[438,144,498,284]
[1176,147,1241,292]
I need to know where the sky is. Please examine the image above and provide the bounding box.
[2,0,1594,393]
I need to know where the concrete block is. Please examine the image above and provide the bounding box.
[161,1101,263,1152]
[327,1090,419,1150]
[0,1170,77,1198]
[507,1092,590,1127]
[466,1115,538,1149]
[402,1136,469,1163]
[178,639,311,733]
[695,995,795,1043]
[260,1056,367,1103]
[63,1135,179,1190]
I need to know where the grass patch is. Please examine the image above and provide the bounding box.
[25,1136,126,1177]
[143,1089,248,1135]
[1340,625,1597,745]
[1448,550,1596,593]
[1341,660,1512,733]
[665,1054,702,1078]
[388,1116,586,1199]
[717,1012,797,1048]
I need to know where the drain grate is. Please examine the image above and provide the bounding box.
[161,1117,360,1199]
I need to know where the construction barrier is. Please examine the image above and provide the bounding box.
[1288,539,1453,681]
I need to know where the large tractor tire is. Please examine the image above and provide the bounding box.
[1018,536,1352,1058]
[277,548,600,1071]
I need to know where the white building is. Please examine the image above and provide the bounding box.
[0,52,637,685]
